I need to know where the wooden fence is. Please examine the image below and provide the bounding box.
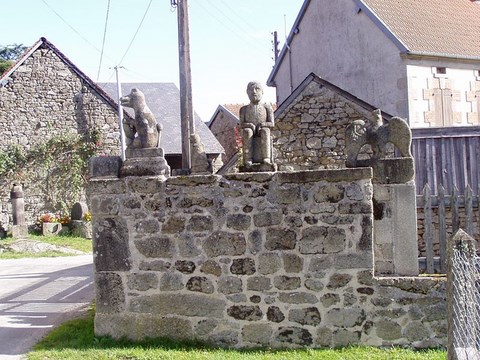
[412,126,480,196]
[419,183,479,274]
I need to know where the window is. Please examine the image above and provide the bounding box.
[432,66,447,78]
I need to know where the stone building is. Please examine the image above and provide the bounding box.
[267,0,480,128]
[207,104,243,164]
[267,0,480,199]
[0,37,122,153]
[272,73,393,172]
[0,37,225,229]
[0,37,122,229]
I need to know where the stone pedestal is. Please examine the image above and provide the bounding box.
[120,148,170,177]
[11,225,28,239]
[356,157,414,184]
[70,220,92,239]
[239,162,277,173]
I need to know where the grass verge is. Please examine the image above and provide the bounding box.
[28,307,446,360]
[0,233,92,259]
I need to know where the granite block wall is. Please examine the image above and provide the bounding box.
[88,169,446,349]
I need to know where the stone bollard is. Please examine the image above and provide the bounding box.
[10,184,28,238]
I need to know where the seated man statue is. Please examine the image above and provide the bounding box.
[239,81,275,166]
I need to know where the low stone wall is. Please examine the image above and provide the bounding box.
[88,169,446,349]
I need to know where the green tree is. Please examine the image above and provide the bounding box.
[0,43,27,75]
[0,59,12,75]
[0,44,27,61]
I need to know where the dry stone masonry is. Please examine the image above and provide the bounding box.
[0,42,121,228]
[272,77,394,172]
[89,169,446,348]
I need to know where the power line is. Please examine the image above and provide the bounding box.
[97,0,111,81]
[194,2,266,53]
[40,0,116,64]
[40,0,99,54]
[117,0,154,66]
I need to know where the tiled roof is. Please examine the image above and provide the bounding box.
[359,0,480,58]
[99,83,224,155]
[223,104,244,117]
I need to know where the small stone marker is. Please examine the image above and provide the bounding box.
[10,184,28,238]
[70,201,92,239]
[71,202,88,221]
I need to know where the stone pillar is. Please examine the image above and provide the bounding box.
[373,180,418,276]
[366,158,419,276]
[10,184,28,238]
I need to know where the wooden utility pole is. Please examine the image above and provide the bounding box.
[175,0,194,172]
[273,31,280,62]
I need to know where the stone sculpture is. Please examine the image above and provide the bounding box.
[239,81,275,169]
[118,88,170,177]
[345,109,412,167]
[120,88,162,149]
[10,183,28,238]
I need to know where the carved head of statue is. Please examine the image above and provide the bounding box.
[246,81,263,104]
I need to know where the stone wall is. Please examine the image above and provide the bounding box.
[272,80,393,172]
[0,45,120,228]
[88,169,446,349]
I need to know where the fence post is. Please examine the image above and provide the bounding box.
[447,229,479,360]
[439,185,447,274]
[423,184,434,274]
[452,186,460,235]
[465,185,473,237]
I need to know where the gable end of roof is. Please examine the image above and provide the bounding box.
[0,37,120,112]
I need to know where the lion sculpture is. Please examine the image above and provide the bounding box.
[120,88,162,149]
[345,109,412,167]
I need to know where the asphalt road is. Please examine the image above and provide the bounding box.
[0,255,94,359]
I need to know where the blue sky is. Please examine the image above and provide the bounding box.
[1,0,304,121]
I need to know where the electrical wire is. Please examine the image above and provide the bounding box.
[117,0,154,66]
[97,0,111,81]
[39,0,116,64]
[40,0,100,53]
[195,1,268,53]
